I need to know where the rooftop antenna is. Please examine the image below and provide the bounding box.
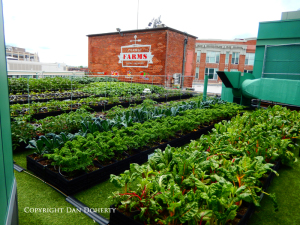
[137,0,139,29]
[147,15,164,28]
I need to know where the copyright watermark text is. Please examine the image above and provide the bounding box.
[24,207,116,213]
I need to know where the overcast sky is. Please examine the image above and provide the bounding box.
[2,0,300,67]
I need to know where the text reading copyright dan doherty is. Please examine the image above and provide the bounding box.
[24,207,116,213]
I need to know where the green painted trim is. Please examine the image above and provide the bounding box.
[256,39,300,46]
[258,19,300,40]
[259,18,300,24]
[0,0,15,224]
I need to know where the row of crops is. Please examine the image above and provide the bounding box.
[9,76,119,93]
[109,105,299,225]
[33,102,241,173]
[9,77,191,117]
[12,96,210,152]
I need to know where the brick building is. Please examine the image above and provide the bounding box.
[194,38,256,84]
[87,27,197,87]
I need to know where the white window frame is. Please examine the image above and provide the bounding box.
[195,67,199,79]
[230,69,238,72]
[206,51,220,63]
[244,69,253,74]
[225,52,229,64]
[231,52,239,64]
[205,68,219,80]
[245,53,255,65]
[196,51,201,62]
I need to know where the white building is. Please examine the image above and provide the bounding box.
[7,60,67,72]
[6,45,67,72]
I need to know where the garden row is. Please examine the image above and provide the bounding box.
[9,78,172,101]
[12,97,206,152]
[10,93,193,118]
[26,103,243,195]
[9,82,178,104]
[108,105,299,225]
[8,76,119,93]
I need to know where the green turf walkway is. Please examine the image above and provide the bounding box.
[14,146,300,225]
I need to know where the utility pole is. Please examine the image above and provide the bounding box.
[137,0,139,29]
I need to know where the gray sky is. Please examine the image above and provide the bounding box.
[3,0,300,66]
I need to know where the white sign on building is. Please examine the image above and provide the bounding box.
[118,35,154,68]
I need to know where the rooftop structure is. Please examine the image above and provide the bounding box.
[6,45,39,62]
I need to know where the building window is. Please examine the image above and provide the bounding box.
[195,67,199,78]
[244,70,253,74]
[206,51,220,63]
[230,69,238,72]
[205,68,218,79]
[225,52,229,64]
[245,53,255,65]
[231,52,239,64]
[196,51,200,62]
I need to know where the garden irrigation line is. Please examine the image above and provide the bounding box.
[13,163,68,197]
[66,196,109,225]
[13,162,110,225]
[22,170,69,197]
[13,163,25,172]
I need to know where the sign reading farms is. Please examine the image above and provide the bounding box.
[118,35,154,68]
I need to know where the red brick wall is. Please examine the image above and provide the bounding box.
[88,31,167,76]
[184,37,196,87]
[198,53,206,80]
[238,55,246,72]
[88,29,196,87]
[164,32,196,87]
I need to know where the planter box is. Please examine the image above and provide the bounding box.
[45,166,88,195]
[110,205,143,225]
[26,154,48,179]
[110,203,256,225]
[236,202,255,225]
[109,201,255,225]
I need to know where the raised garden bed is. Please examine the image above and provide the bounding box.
[108,160,281,225]
[16,94,193,120]
[26,122,216,195]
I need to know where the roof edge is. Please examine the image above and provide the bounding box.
[196,38,257,42]
[87,27,197,39]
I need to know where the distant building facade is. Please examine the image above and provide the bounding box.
[194,38,256,83]
[6,45,39,62]
[6,45,67,72]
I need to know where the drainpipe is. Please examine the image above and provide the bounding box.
[181,36,188,89]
